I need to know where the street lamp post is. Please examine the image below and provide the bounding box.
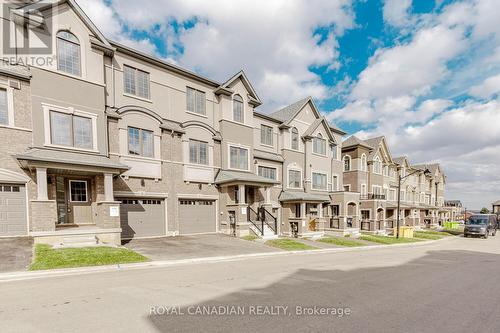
[396,168,431,238]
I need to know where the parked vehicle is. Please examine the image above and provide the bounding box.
[464,214,497,238]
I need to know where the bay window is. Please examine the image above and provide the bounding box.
[258,166,276,180]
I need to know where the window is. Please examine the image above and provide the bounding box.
[360,154,367,171]
[373,156,382,174]
[332,175,339,191]
[288,169,301,188]
[389,189,396,201]
[123,65,150,99]
[50,111,93,149]
[373,186,382,195]
[260,125,273,146]
[57,31,81,76]
[128,127,154,157]
[229,146,248,170]
[313,133,326,155]
[0,88,7,125]
[331,145,338,159]
[189,139,208,165]
[361,184,367,195]
[186,87,206,115]
[70,180,87,202]
[312,172,327,190]
[383,165,389,176]
[291,127,299,150]
[258,166,276,180]
[344,185,351,191]
[343,155,351,171]
[400,190,406,201]
[233,94,244,123]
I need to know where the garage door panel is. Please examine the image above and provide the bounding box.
[120,199,165,239]
[178,200,216,234]
[0,184,27,236]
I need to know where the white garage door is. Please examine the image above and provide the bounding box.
[178,199,216,234]
[0,184,27,236]
[120,199,166,239]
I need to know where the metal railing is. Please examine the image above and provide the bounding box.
[260,207,278,235]
[330,217,340,229]
[247,206,264,236]
[360,193,386,200]
[361,221,371,231]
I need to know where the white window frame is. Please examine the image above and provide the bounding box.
[56,30,81,77]
[188,139,208,165]
[260,124,273,147]
[372,185,382,195]
[373,156,382,174]
[311,171,328,191]
[287,167,303,189]
[290,127,300,151]
[332,174,339,191]
[232,94,244,123]
[343,155,351,172]
[127,127,154,158]
[257,165,277,181]
[228,143,250,171]
[68,180,88,203]
[312,133,327,156]
[0,84,15,127]
[123,65,151,100]
[42,103,98,152]
[331,144,338,160]
[361,154,367,172]
[361,183,367,196]
[186,87,206,116]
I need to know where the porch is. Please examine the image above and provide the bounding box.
[325,191,361,237]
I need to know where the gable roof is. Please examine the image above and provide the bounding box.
[270,97,311,124]
[342,135,372,150]
[363,136,394,163]
[393,156,409,167]
[302,117,337,144]
[215,70,261,106]
[15,0,112,52]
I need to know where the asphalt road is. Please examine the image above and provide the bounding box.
[1,235,500,333]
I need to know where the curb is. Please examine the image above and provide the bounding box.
[0,236,452,283]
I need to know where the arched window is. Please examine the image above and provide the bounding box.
[343,155,351,171]
[233,94,244,123]
[291,127,299,150]
[373,156,382,174]
[56,31,81,76]
[361,154,367,171]
[313,133,326,155]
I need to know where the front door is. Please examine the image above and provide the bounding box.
[67,179,92,225]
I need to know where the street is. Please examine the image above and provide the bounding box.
[1,236,500,333]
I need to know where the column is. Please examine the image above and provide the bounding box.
[300,202,306,218]
[36,167,48,200]
[238,184,246,204]
[317,203,323,218]
[104,173,114,202]
[265,187,271,204]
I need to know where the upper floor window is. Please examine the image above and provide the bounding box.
[361,154,367,171]
[331,145,338,159]
[291,127,299,150]
[343,155,351,171]
[189,139,208,165]
[233,94,244,123]
[128,127,154,158]
[229,146,248,170]
[258,166,276,180]
[383,165,389,176]
[312,172,327,190]
[288,169,301,188]
[56,31,81,76]
[0,88,7,125]
[50,111,92,149]
[313,133,326,155]
[332,175,339,191]
[373,156,382,174]
[124,65,150,99]
[260,125,273,146]
[186,87,206,115]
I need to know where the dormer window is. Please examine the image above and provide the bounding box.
[233,94,244,123]
[57,31,81,76]
[313,133,326,155]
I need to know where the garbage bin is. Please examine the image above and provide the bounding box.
[393,226,414,238]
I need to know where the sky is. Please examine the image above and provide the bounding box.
[78,0,500,210]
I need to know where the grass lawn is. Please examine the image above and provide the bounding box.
[241,234,259,241]
[317,237,366,247]
[360,235,422,245]
[413,231,443,240]
[417,230,453,236]
[30,244,148,271]
[265,239,317,251]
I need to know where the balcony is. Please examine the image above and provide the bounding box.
[360,193,386,200]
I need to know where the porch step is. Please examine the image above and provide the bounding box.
[60,235,98,248]
[249,223,278,240]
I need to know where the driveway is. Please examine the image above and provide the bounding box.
[0,237,33,272]
[123,234,281,261]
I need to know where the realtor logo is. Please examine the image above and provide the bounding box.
[2,0,55,56]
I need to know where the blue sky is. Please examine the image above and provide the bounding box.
[81,0,500,209]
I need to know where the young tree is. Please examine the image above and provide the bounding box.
[480,207,490,214]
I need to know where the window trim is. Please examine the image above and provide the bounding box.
[343,155,351,172]
[68,180,88,203]
[128,126,154,158]
[228,144,250,171]
[311,171,328,191]
[332,174,340,191]
[290,127,300,151]
[123,65,151,100]
[56,30,81,77]
[373,156,382,175]
[43,103,98,152]
[232,94,244,123]
[0,84,14,127]
[287,168,303,189]
[186,87,207,116]
[260,124,273,147]
[361,153,367,172]
[257,165,277,181]
[312,133,327,156]
[189,139,209,165]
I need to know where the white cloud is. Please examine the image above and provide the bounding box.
[383,0,413,27]
[469,73,500,98]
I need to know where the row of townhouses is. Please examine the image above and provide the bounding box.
[0,1,459,245]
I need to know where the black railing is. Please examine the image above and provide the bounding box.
[360,193,386,200]
[330,217,340,229]
[361,221,370,231]
[247,206,264,236]
[386,220,394,228]
[260,207,277,235]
